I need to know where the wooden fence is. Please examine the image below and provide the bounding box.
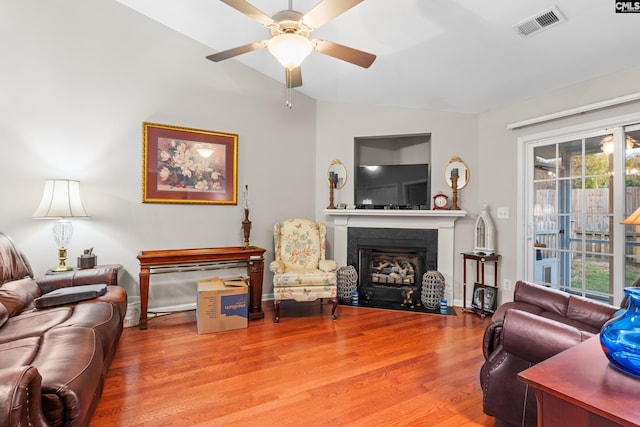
[535,188,640,259]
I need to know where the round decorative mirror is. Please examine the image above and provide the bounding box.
[445,156,470,189]
[327,159,347,189]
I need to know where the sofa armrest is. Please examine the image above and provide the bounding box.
[482,320,504,360]
[502,309,589,364]
[0,366,48,427]
[35,266,118,295]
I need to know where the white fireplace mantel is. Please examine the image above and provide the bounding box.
[323,209,466,304]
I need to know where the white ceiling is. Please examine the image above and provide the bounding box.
[116,0,640,113]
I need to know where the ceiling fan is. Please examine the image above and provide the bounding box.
[206,0,376,89]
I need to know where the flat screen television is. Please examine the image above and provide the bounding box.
[355,164,430,208]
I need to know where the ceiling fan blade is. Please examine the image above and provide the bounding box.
[302,0,364,30]
[206,41,268,62]
[220,0,275,27]
[285,66,302,88]
[313,40,376,68]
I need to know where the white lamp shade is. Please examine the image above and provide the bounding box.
[268,33,313,69]
[33,179,90,219]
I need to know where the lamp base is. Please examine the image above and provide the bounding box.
[54,248,72,272]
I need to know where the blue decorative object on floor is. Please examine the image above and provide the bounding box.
[352,290,359,306]
[440,298,448,315]
[600,287,640,378]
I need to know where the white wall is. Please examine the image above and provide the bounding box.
[0,0,317,309]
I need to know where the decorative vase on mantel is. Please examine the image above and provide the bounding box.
[600,287,640,377]
[242,208,252,249]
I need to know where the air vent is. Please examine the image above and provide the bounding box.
[514,6,566,38]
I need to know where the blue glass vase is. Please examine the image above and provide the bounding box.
[600,287,640,377]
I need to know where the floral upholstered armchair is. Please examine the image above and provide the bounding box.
[270,218,338,323]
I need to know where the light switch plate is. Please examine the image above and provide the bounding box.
[497,207,509,219]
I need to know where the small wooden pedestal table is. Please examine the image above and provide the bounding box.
[519,335,640,427]
[137,246,266,330]
[461,252,500,317]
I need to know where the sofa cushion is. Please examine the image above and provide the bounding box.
[567,296,618,330]
[538,311,599,335]
[0,233,31,284]
[514,280,569,316]
[55,300,123,366]
[0,337,40,369]
[0,308,72,345]
[0,304,7,328]
[0,277,40,317]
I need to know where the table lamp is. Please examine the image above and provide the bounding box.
[33,179,90,271]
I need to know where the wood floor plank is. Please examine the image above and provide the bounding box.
[91,302,495,426]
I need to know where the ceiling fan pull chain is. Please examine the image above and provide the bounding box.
[285,68,293,109]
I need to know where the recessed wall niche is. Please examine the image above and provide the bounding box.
[354,133,431,207]
[355,133,431,166]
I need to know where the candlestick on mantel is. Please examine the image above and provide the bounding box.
[327,173,338,209]
[451,175,460,210]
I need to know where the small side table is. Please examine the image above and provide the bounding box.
[519,336,640,426]
[46,264,124,284]
[461,252,500,317]
[44,264,122,276]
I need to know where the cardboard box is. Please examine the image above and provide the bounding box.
[196,276,248,334]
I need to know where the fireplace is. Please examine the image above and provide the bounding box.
[324,209,465,305]
[348,227,437,304]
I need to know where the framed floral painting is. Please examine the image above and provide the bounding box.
[142,122,238,204]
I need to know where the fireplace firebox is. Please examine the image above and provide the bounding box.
[347,228,437,305]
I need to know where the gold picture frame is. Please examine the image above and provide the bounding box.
[142,122,238,205]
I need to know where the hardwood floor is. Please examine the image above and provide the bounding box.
[92,302,495,426]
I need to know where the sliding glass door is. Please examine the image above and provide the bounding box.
[525,122,640,304]
[624,125,640,291]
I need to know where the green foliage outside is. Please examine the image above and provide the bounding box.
[571,258,640,294]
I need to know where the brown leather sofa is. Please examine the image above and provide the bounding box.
[0,232,127,426]
[480,280,618,427]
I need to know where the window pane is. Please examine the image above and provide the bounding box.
[584,135,612,190]
[625,128,640,289]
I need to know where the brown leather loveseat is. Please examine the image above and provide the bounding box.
[480,280,618,427]
[0,233,127,426]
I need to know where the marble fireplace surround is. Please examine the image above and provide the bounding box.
[324,209,466,304]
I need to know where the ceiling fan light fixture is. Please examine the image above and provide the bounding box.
[268,33,312,69]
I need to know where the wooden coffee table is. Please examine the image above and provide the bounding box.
[519,335,640,427]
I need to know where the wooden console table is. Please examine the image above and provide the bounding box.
[137,246,266,330]
[519,335,640,427]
